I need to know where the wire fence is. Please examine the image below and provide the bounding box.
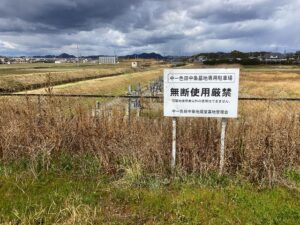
[1,92,299,122]
[1,93,300,101]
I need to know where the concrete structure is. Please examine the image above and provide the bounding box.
[99,56,118,64]
[131,61,140,68]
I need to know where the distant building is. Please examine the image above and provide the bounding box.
[99,56,118,64]
[264,53,287,63]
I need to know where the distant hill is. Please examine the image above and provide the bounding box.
[57,53,76,58]
[32,55,55,58]
[121,52,164,59]
[85,55,107,60]
[30,52,164,59]
[32,53,76,59]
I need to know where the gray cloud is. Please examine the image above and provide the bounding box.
[0,0,299,56]
[188,0,289,23]
[0,0,141,32]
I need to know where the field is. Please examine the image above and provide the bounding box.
[0,62,166,92]
[0,62,299,224]
[188,63,300,97]
[25,69,165,95]
[240,68,300,97]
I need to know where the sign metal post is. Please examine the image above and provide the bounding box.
[220,118,227,174]
[171,117,177,169]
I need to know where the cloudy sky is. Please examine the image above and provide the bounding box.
[0,0,299,56]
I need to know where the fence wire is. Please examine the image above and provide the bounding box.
[1,93,299,121]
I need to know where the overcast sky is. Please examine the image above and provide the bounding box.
[0,0,299,56]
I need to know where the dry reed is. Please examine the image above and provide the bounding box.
[0,97,299,182]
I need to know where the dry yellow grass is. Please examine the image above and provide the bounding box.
[43,66,300,98]
[0,67,132,92]
[240,71,300,97]
[25,68,166,95]
[0,97,299,181]
[4,64,300,98]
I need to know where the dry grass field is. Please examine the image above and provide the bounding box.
[0,63,131,92]
[188,63,300,97]
[0,62,129,75]
[240,71,300,97]
[25,68,166,95]
[0,63,299,224]
[0,62,168,92]
[13,63,300,98]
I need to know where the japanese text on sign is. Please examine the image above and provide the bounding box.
[164,69,240,118]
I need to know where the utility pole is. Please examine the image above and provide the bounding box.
[77,44,80,67]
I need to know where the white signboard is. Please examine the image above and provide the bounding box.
[164,68,240,118]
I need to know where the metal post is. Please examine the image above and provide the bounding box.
[128,85,132,125]
[96,101,100,117]
[171,117,177,169]
[38,95,41,115]
[219,118,227,175]
[137,83,141,95]
[136,98,141,117]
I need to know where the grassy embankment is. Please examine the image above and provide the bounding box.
[1,162,300,224]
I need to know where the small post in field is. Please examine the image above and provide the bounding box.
[137,83,141,95]
[127,85,132,125]
[38,95,42,115]
[136,83,141,117]
[171,117,177,169]
[96,101,100,117]
[136,102,141,117]
[219,118,227,175]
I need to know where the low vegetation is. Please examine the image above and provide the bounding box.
[0,98,299,182]
[0,63,133,92]
[1,164,300,224]
[240,71,300,97]
[25,68,167,95]
[0,62,130,76]
[0,64,300,223]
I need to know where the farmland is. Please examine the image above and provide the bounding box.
[1,63,300,98]
[0,62,166,92]
[25,69,166,95]
[0,62,299,224]
[240,67,300,97]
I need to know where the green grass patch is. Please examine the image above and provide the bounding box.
[0,156,300,224]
